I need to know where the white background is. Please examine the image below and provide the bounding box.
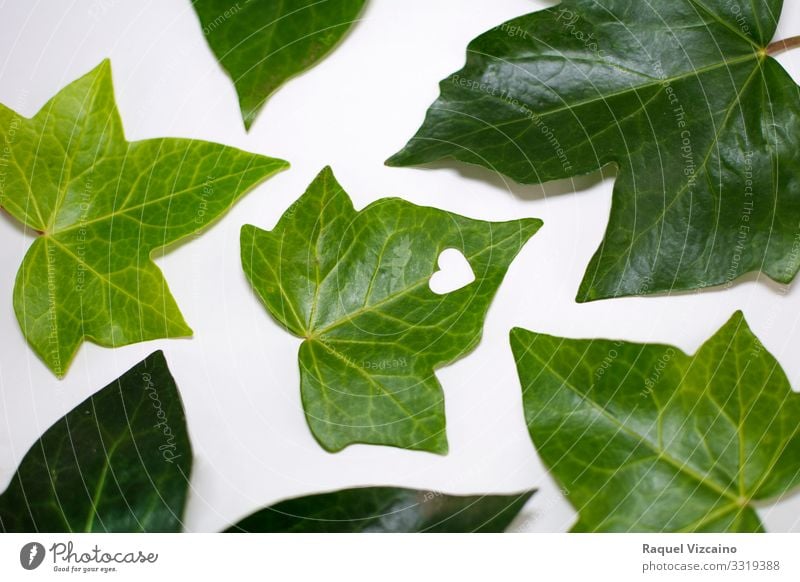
[0,0,799,533]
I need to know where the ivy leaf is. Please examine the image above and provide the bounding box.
[227,487,534,532]
[192,0,367,129]
[241,167,541,454]
[0,349,529,533]
[510,312,800,532]
[0,352,191,532]
[388,0,800,302]
[0,61,288,377]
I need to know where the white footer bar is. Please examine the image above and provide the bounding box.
[1,533,797,581]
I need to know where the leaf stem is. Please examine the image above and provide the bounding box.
[766,35,800,56]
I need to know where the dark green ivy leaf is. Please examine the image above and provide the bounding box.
[510,312,800,532]
[0,352,191,532]
[227,487,534,532]
[241,167,541,454]
[192,0,368,129]
[0,61,288,377]
[388,0,800,302]
[0,350,530,533]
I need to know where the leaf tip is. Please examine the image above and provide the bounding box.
[45,347,76,380]
[520,217,544,237]
[145,349,168,368]
[427,439,449,456]
[721,309,753,337]
[574,282,599,304]
[509,326,531,350]
[239,223,262,246]
[261,157,290,174]
[384,149,408,168]
[317,165,336,180]
[509,326,524,339]
[241,108,258,132]
[91,58,114,83]
[239,91,272,132]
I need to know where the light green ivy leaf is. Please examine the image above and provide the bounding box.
[511,312,800,532]
[192,0,368,129]
[0,61,288,377]
[241,167,541,454]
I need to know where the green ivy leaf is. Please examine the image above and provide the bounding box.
[192,0,367,129]
[510,312,800,532]
[388,0,800,302]
[0,350,531,533]
[0,352,191,532]
[0,61,288,377]
[227,487,534,532]
[241,167,541,454]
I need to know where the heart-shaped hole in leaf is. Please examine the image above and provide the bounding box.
[429,248,475,295]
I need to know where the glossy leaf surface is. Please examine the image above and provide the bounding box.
[389,0,800,301]
[0,352,191,532]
